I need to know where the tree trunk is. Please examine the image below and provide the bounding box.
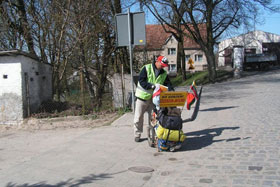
[176,41,182,74]
[179,34,186,80]
[83,68,95,99]
[17,0,36,55]
[54,78,61,101]
[80,68,85,115]
[205,50,217,83]
[176,35,186,80]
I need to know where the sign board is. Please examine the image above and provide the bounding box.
[115,12,146,47]
[160,91,188,107]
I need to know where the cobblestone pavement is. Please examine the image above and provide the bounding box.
[0,68,279,187]
[167,68,280,187]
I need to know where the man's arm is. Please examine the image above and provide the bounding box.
[163,76,174,91]
[138,66,154,90]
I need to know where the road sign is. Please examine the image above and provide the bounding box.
[115,12,146,47]
[160,92,188,107]
[115,10,146,112]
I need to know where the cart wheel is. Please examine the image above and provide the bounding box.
[147,126,155,147]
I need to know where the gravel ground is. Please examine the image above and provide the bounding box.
[0,112,119,133]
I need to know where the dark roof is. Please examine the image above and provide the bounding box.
[0,50,51,66]
[0,50,38,60]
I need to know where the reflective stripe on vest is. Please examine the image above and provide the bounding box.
[135,64,167,100]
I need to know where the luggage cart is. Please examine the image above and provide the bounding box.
[147,86,203,149]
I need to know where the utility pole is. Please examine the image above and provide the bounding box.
[127,8,135,112]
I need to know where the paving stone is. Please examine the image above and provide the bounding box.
[246,179,261,185]
[206,165,219,169]
[248,166,263,171]
[232,179,246,185]
[250,175,264,179]
[263,171,277,175]
[262,180,274,186]
[199,178,213,183]
[265,176,280,180]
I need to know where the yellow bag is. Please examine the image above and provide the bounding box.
[156,125,186,142]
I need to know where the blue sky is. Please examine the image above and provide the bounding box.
[256,10,280,35]
[130,1,280,37]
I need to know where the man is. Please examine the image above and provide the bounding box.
[134,55,174,142]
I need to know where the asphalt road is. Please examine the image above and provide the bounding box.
[0,68,280,187]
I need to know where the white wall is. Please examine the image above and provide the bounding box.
[218,31,280,66]
[162,36,207,71]
[184,49,207,71]
[0,62,22,95]
[111,73,135,108]
[0,62,23,124]
[163,36,178,66]
[0,53,52,124]
[20,56,52,114]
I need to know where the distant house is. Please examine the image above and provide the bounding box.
[0,50,52,125]
[134,24,208,72]
[218,30,280,67]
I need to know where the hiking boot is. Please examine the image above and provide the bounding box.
[135,137,141,142]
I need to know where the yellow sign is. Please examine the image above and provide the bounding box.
[160,91,187,107]
[188,58,195,70]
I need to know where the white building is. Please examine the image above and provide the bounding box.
[218,30,280,67]
[0,50,52,125]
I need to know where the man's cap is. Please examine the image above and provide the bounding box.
[157,56,168,67]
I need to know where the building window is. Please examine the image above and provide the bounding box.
[169,64,176,71]
[245,48,256,54]
[185,55,191,62]
[168,48,176,55]
[195,54,203,62]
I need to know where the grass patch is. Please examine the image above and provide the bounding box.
[117,107,131,115]
[171,70,233,87]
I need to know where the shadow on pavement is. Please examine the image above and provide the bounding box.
[199,106,238,112]
[180,127,245,151]
[5,170,127,187]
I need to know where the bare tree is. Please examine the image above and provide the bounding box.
[0,0,75,100]
[142,0,279,82]
[0,0,36,54]
[65,0,118,109]
[0,0,128,110]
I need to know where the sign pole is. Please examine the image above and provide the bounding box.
[128,8,135,112]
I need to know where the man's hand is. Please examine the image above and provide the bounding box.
[151,84,160,89]
[155,83,160,90]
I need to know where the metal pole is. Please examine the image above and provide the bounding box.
[128,8,135,112]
